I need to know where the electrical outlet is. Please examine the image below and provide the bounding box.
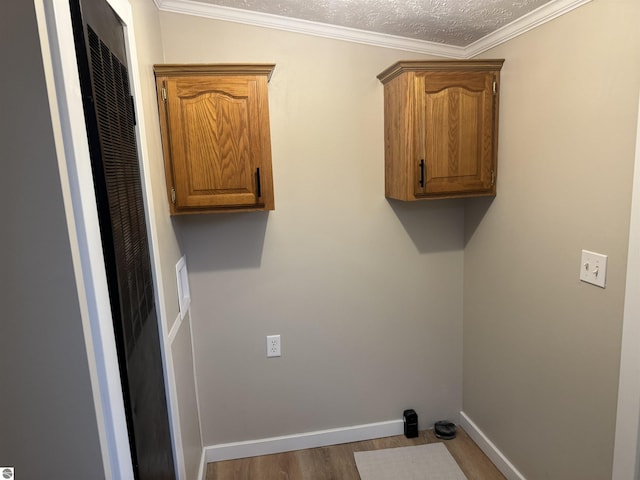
[266,335,281,357]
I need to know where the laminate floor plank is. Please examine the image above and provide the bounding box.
[424,429,503,480]
[301,447,340,479]
[206,427,506,480]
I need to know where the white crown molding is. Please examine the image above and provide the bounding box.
[154,0,467,59]
[155,0,592,59]
[465,0,593,57]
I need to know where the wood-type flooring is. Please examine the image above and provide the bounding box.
[206,427,506,479]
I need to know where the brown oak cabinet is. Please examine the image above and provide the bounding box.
[154,64,275,214]
[377,60,504,200]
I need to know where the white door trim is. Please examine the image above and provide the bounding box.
[612,78,640,478]
[35,0,181,477]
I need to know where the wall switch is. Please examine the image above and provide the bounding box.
[580,250,607,288]
[267,335,281,357]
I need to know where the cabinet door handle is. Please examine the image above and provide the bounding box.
[419,159,425,188]
[256,168,262,198]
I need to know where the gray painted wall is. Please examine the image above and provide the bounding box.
[464,1,640,478]
[0,1,105,477]
[14,0,632,477]
[129,0,203,476]
[159,12,465,447]
[157,3,640,477]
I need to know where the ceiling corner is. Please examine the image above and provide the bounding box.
[464,0,593,58]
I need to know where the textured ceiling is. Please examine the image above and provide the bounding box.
[191,0,555,46]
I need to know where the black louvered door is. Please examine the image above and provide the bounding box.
[70,0,175,478]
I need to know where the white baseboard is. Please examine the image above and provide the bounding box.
[459,411,527,480]
[204,419,404,464]
[201,414,525,477]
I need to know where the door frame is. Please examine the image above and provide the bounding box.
[34,0,182,477]
[612,83,640,477]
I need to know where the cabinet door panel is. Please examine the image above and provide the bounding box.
[181,93,251,193]
[426,88,482,178]
[167,77,260,208]
[416,72,494,196]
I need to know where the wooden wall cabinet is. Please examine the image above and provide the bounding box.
[154,64,275,214]
[377,60,504,200]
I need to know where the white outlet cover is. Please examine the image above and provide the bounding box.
[267,335,281,357]
[580,250,607,288]
[176,255,191,319]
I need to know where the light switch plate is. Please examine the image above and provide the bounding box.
[580,250,607,288]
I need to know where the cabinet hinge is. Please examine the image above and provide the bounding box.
[491,170,495,186]
[162,84,167,103]
[492,80,497,95]
[171,187,176,204]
